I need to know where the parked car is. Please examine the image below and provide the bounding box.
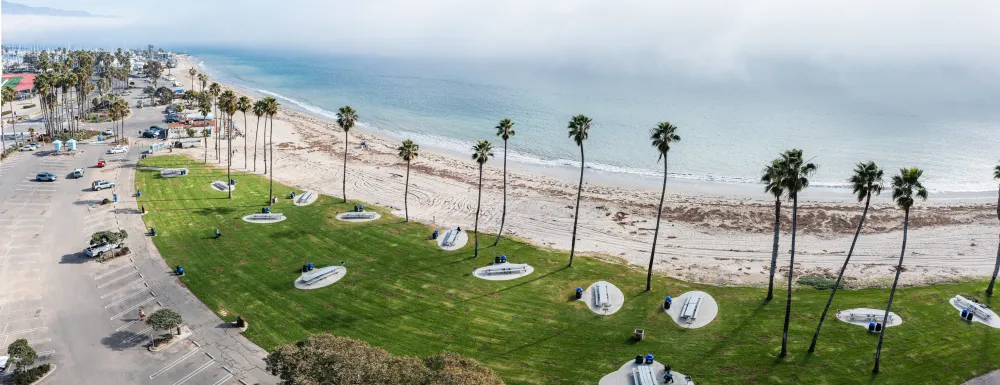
[92,180,115,190]
[107,146,129,154]
[19,144,34,151]
[103,129,114,136]
[72,168,84,178]
[84,242,122,257]
[97,160,106,168]
[36,172,57,181]
[0,355,8,373]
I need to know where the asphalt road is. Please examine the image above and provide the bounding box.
[0,82,273,384]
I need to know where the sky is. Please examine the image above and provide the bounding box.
[4,0,1000,79]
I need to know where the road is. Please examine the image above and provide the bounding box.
[0,86,273,384]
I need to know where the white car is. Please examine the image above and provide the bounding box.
[19,145,34,151]
[107,146,129,154]
[0,355,8,373]
[103,129,114,136]
[92,180,116,191]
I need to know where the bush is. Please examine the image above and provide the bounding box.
[114,247,131,257]
[21,104,35,109]
[152,334,174,348]
[797,274,842,290]
[2,111,10,116]
[10,364,51,385]
[101,198,112,205]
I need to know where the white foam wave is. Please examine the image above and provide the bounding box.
[255,88,340,121]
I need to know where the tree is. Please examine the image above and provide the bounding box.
[423,351,504,385]
[761,160,785,301]
[6,338,37,373]
[236,96,251,169]
[872,167,927,373]
[146,308,183,337]
[185,127,196,138]
[471,140,494,259]
[197,73,208,92]
[188,68,197,91]
[809,161,884,352]
[397,139,420,222]
[492,118,515,246]
[646,122,680,291]
[988,163,1000,295]
[776,149,817,358]
[219,91,237,199]
[566,114,591,267]
[208,83,221,162]
[264,97,279,202]
[336,105,358,203]
[142,60,163,89]
[199,103,211,163]
[1,85,15,150]
[253,99,266,173]
[90,229,128,246]
[154,86,174,106]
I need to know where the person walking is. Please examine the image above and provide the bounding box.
[138,309,145,320]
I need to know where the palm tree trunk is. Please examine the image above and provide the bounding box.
[873,207,910,374]
[1,111,6,153]
[227,113,232,199]
[646,154,669,291]
[404,161,411,222]
[569,145,585,267]
[493,139,509,246]
[809,192,871,352]
[343,131,349,202]
[269,115,274,203]
[216,103,220,163]
[779,193,799,357]
[243,113,248,170]
[988,184,1000,295]
[766,199,782,301]
[204,129,208,164]
[263,116,268,174]
[475,163,483,258]
[253,115,260,172]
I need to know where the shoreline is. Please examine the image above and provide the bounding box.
[174,54,999,288]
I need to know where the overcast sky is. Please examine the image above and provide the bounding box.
[4,0,1000,78]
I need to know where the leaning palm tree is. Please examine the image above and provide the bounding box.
[199,103,211,163]
[761,159,786,302]
[219,90,237,199]
[873,167,927,373]
[472,140,494,259]
[646,122,680,291]
[264,97,279,203]
[777,149,817,358]
[567,114,592,267]
[808,161,884,353]
[336,105,358,203]
[253,99,266,173]
[397,139,420,222]
[236,96,251,169]
[188,68,197,91]
[990,164,1000,295]
[492,118,515,246]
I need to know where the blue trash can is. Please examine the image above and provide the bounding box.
[664,296,673,310]
[307,263,314,271]
[645,354,654,364]
[433,230,439,239]
[575,287,583,299]
[137,190,142,197]
[176,266,184,276]
[290,192,296,199]
[500,255,507,263]
[113,193,118,202]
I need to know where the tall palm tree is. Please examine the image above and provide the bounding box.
[777,149,817,358]
[646,122,680,291]
[397,139,420,222]
[990,164,1000,295]
[472,140,494,258]
[236,96,251,169]
[198,73,208,92]
[873,167,927,373]
[253,100,266,173]
[264,97,279,203]
[761,159,786,301]
[219,91,237,199]
[208,83,221,162]
[567,114,591,267]
[188,68,197,91]
[1,85,15,149]
[492,118,515,246]
[336,106,358,203]
[808,161,884,353]
[199,103,211,163]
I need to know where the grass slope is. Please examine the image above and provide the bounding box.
[137,155,997,384]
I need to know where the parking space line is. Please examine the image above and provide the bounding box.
[0,326,47,336]
[105,289,149,308]
[97,271,140,289]
[95,263,136,280]
[211,373,234,385]
[101,279,145,298]
[27,338,51,345]
[110,296,155,320]
[172,360,215,385]
[36,350,55,356]
[123,327,152,342]
[149,348,201,379]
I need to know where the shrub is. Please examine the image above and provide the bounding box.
[10,364,51,385]
[114,247,131,257]
[797,274,842,290]
[152,334,174,348]
[101,198,112,205]
[2,111,10,116]
[21,104,35,109]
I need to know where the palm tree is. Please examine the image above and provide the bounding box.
[989,164,1000,295]
[199,103,211,163]
[873,167,927,373]
[219,91,237,199]
[472,140,494,258]
[208,83,221,162]
[646,122,680,291]
[188,68,197,91]
[236,96,251,169]
[492,118,515,246]
[808,161,884,353]
[197,73,208,92]
[397,139,420,222]
[253,100,266,173]
[776,149,817,358]
[761,159,786,302]
[567,114,592,267]
[1,85,15,149]
[336,106,358,203]
[264,97,279,203]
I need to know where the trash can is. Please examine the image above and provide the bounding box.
[307,263,314,271]
[962,309,970,320]
[302,265,308,273]
[874,323,883,332]
[575,287,583,300]
[664,296,672,310]
[290,192,296,199]
[137,190,142,197]
[150,228,157,236]
[230,179,236,185]
[868,322,876,332]
[634,355,644,364]
[176,266,184,276]
[644,354,654,364]
[500,255,507,263]
[214,229,221,238]
[113,193,118,203]
[264,207,271,214]
[432,230,439,239]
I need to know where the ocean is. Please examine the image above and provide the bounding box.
[185,46,1000,194]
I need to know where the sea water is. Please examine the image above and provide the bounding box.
[186,46,1000,194]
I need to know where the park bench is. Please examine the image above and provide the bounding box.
[342,212,377,220]
[845,311,895,324]
[478,264,528,276]
[594,282,612,309]
[955,295,993,321]
[680,294,703,323]
[248,213,285,221]
[300,267,340,286]
[442,228,459,247]
[296,191,314,204]
[631,365,656,385]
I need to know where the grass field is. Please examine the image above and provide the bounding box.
[137,155,999,384]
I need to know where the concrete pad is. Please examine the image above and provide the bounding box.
[210,181,234,192]
[292,190,318,206]
[294,266,347,290]
[599,360,692,385]
[160,168,189,178]
[665,290,718,329]
[950,295,1000,328]
[436,227,468,251]
[473,262,534,281]
[581,281,625,316]
[836,308,902,329]
[335,211,380,222]
[241,213,287,223]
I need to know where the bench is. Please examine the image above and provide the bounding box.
[248,213,285,221]
[477,264,528,276]
[296,191,314,204]
[212,181,229,190]
[594,282,612,309]
[341,212,377,220]
[631,365,656,385]
[845,311,896,324]
[680,294,703,323]
[442,228,459,247]
[956,295,993,321]
[300,268,340,286]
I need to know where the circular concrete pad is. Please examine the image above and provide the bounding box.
[665,290,718,329]
[836,308,902,329]
[294,266,347,290]
[211,181,234,192]
[950,295,1000,328]
[293,190,318,206]
[436,228,468,251]
[473,263,534,281]
[599,360,691,385]
[242,213,286,223]
[335,211,381,222]
[580,281,625,316]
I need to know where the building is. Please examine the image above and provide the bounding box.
[1,73,36,99]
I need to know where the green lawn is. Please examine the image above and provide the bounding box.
[137,155,999,384]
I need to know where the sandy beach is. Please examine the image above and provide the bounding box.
[170,55,999,289]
